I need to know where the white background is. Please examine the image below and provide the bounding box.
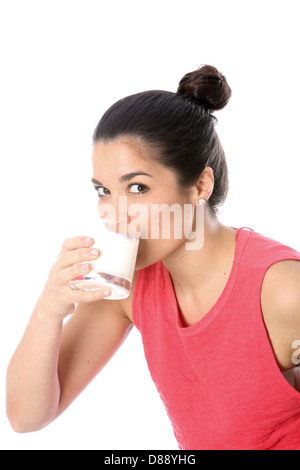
[1,0,299,450]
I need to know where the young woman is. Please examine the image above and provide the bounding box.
[6,65,300,450]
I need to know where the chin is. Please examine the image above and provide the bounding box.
[135,250,160,271]
[134,238,184,270]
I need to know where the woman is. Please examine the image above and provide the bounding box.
[6,65,300,450]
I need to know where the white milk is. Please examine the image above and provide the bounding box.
[94,230,139,280]
[69,228,140,300]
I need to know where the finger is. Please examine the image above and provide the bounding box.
[56,246,100,270]
[66,285,112,302]
[56,262,94,283]
[60,236,95,254]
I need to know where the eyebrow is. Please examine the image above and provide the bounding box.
[91,172,152,186]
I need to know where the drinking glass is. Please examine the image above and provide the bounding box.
[68,220,140,300]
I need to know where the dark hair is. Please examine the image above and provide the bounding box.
[93,65,232,214]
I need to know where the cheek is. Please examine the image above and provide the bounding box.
[130,201,195,269]
[130,202,190,239]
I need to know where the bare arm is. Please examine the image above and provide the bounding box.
[6,299,64,432]
[57,295,133,416]
[261,259,300,370]
[6,236,134,432]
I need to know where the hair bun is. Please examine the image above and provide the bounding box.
[177,64,232,112]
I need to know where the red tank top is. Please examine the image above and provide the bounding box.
[132,228,300,450]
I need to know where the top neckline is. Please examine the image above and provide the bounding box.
[163,227,252,336]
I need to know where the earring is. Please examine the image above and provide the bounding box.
[198,199,206,205]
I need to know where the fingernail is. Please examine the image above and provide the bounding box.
[80,263,89,271]
[101,289,111,297]
[90,248,99,255]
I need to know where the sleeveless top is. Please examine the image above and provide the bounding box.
[132,228,300,450]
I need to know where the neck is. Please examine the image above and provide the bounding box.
[162,211,236,294]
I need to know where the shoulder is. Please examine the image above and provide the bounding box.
[261,259,300,331]
[262,259,300,305]
[242,229,300,268]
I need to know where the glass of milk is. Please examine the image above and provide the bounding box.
[68,219,140,300]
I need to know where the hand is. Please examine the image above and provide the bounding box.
[38,236,110,319]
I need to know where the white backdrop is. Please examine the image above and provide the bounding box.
[1,0,299,450]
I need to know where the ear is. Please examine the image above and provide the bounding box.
[193,167,214,204]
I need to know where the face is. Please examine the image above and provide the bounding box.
[91,138,198,269]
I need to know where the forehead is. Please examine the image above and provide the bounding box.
[92,138,163,175]
[91,138,185,194]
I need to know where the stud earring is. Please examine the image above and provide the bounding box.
[198,199,206,205]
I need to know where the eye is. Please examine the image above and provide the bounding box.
[128,183,149,194]
[96,186,110,198]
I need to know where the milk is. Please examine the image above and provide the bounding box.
[94,230,139,280]
[68,226,140,300]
